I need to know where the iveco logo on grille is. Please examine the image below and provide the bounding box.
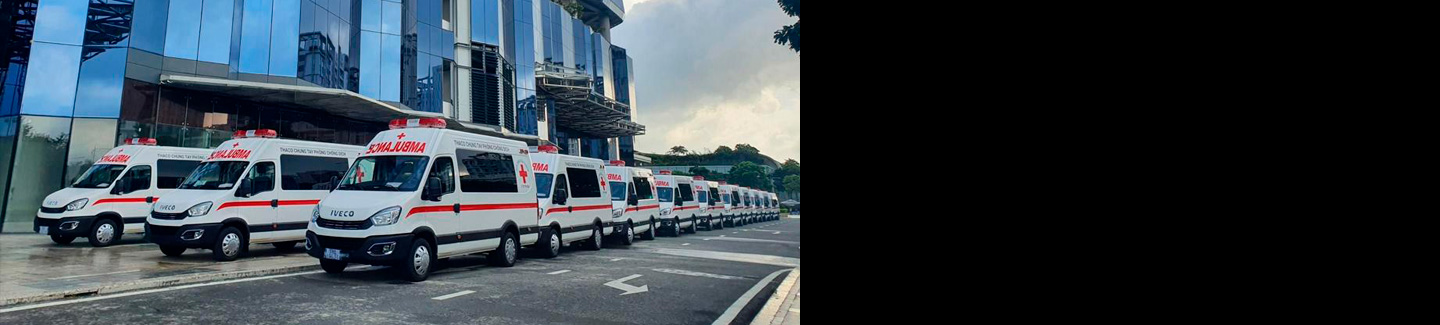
[159,205,177,211]
[331,210,355,217]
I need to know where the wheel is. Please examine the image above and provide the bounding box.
[321,259,347,274]
[88,219,120,247]
[640,219,656,240]
[537,228,561,258]
[670,218,682,237]
[400,237,433,282]
[50,234,76,244]
[160,245,186,257]
[212,226,244,261]
[272,241,298,251]
[686,219,698,234]
[488,232,519,267]
[619,223,636,245]
[585,226,603,250]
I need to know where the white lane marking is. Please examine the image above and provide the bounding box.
[682,243,690,246]
[650,268,745,280]
[47,269,141,280]
[610,258,623,262]
[642,247,800,267]
[712,268,792,325]
[0,270,325,314]
[692,236,799,245]
[603,274,648,295]
[719,235,726,237]
[431,290,476,300]
[548,269,571,275]
[773,231,781,235]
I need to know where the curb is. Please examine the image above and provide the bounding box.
[749,267,799,325]
[0,263,318,307]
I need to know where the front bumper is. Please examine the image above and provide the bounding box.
[305,231,413,266]
[34,216,95,237]
[146,222,224,248]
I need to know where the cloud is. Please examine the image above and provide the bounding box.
[613,0,800,162]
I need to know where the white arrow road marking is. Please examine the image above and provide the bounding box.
[604,274,649,295]
[431,290,476,300]
[548,269,571,275]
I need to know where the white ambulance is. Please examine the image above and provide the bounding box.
[307,118,540,282]
[653,171,697,236]
[529,144,609,257]
[701,180,724,230]
[605,161,659,243]
[147,129,362,261]
[718,183,738,227]
[34,138,208,247]
[741,187,757,225]
[769,192,781,220]
[690,176,713,231]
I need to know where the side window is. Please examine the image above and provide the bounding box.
[457,149,517,192]
[127,165,152,192]
[632,177,654,199]
[679,185,694,202]
[280,155,349,190]
[248,162,276,194]
[428,157,457,195]
[553,175,569,201]
[565,168,602,198]
[157,160,201,189]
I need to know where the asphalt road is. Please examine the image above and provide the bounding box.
[0,217,801,325]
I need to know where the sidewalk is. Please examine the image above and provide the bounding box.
[0,234,317,307]
[750,267,799,325]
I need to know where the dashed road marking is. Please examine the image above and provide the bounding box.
[548,270,571,275]
[651,268,746,280]
[682,243,690,246]
[431,290,476,300]
[610,258,623,262]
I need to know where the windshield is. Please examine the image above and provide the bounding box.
[657,187,674,202]
[535,173,554,198]
[337,156,430,192]
[179,161,250,190]
[610,181,627,201]
[72,164,128,188]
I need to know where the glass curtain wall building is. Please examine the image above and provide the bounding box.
[0,0,640,232]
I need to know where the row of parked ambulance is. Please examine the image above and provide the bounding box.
[32,118,782,281]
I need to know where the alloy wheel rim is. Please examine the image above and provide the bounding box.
[96,223,115,243]
[505,237,517,263]
[549,233,560,255]
[414,244,430,275]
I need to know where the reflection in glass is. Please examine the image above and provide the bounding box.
[19,42,81,117]
[239,0,273,74]
[198,0,235,63]
[33,0,88,45]
[73,46,127,118]
[359,31,380,98]
[85,0,135,47]
[3,116,72,232]
[163,0,202,59]
[269,0,300,77]
[131,0,168,53]
[64,118,119,184]
[381,33,400,101]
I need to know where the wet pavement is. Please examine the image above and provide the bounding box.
[0,234,315,306]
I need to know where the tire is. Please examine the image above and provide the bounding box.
[619,223,636,245]
[639,219,656,240]
[88,218,120,247]
[670,218,682,237]
[320,259,347,274]
[50,234,76,244]
[272,241,298,251]
[686,219,698,234]
[400,237,434,282]
[488,232,519,267]
[160,245,186,257]
[212,226,244,261]
[537,228,561,258]
[585,225,603,250]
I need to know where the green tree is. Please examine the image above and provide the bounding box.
[714,146,734,156]
[728,162,770,190]
[690,166,714,179]
[668,146,688,155]
[735,143,760,155]
[783,174,801,193]
[773,0,800,53]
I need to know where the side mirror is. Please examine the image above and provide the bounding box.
[110,178,128,195]
[328,175,340,192]
[235,179,253,197]
[422,177,443,201]
[553,190,568,205]
[627,196,638,205]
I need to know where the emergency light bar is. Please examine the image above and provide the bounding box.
[122,138,158,146]
[233,129,278,139]
[389,118,447,129]
[608,160,626,166]
[719,181,727,185]
[537,144,560,153]
[693,176,705,180]
[658,170,671,175]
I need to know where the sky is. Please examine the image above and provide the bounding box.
[613,0,800,163]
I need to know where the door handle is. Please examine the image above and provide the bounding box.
[454,203,461,213]
[270,199,279,207]
[568,206,573,213]
[146,196,154,204]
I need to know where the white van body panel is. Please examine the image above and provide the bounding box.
[530,152,609,245]
[37,145,208,235]
[605,166,659,235]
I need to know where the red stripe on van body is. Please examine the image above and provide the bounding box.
[93,197,155,205]
[627,204,660,212]
[544,204,612,215]
[405,202,540,218]
[215,200,320,210]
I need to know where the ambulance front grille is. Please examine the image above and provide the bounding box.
[40,207,66,214]
[316,217,370,230]
[151,211,188,220]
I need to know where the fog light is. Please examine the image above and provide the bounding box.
[181,229,204,241]
[304,238,313,250]
[58,221,80,231]
[367,242,395,256]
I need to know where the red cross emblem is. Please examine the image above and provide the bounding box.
[518,164,528,183]
[397,133,406,140]
[232,142,239,148]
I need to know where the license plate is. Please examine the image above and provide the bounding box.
[323,248,347,260]
[38,226,48,235]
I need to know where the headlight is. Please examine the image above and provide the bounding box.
[661,208,671,215]
[612,209,624,218]
[187,202,213,216]
[370,206,402,226]
[65,198,89,211]
[311,206,321,222]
